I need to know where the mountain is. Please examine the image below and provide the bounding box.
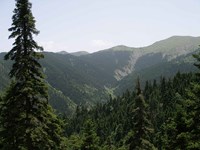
[0,52,109,114]
[80,36,200,81]
[57,51,89,56]
[57,51,69,55]
[115,50,198,94]
[70,51,89,56]
[0,36,200,114]
[40,52,109,104]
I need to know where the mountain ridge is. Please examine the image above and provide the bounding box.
[0,35,199,114]
[81,36,200,81]
[85,36,200,54]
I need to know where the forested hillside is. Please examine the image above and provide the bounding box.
[0,36,200,114]
[115,50,198,94]
[64,70,200,149]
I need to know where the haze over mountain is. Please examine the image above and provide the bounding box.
[0,36,199,114]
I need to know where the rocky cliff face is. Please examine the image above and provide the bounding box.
[114,50,143,80]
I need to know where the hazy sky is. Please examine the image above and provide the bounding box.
[0,0,200,53]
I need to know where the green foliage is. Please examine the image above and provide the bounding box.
[48,85,76,115]
[184,82,200,149]
[161,50,200,149]
[65,72,195,149]
[40,52,109,105]
[80,119,100,150]
[127,78,155,150]
[64,134,83,150]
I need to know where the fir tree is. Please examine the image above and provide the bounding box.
[193,48,200,78]
[183,50,200,149]
[161,93,188,149]
[0,0,63,149]
[81,119,100,150]
[129,78,156,150]
[164,50,200,149]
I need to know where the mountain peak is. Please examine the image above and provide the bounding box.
[57,51,68,55]
[70,51,89,56]
[168,35,199,39]
[152,36,200,45]
[109,45,133,51]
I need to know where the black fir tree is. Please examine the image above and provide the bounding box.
[183,49,200,149]
[0,0,64,149]
[81,119,100,150]
[129,77,156,150]
[81,119,99,150]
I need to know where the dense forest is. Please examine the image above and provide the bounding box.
[64,70,200,149]
[0,0,200,149]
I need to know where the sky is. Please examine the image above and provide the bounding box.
[0,0,200,53]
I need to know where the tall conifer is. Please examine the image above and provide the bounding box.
[81,119,100,150]
[0,0,63,149]
[129,78,156,150]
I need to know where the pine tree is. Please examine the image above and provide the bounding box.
[0,0,64,149]
[129,78,156,150]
